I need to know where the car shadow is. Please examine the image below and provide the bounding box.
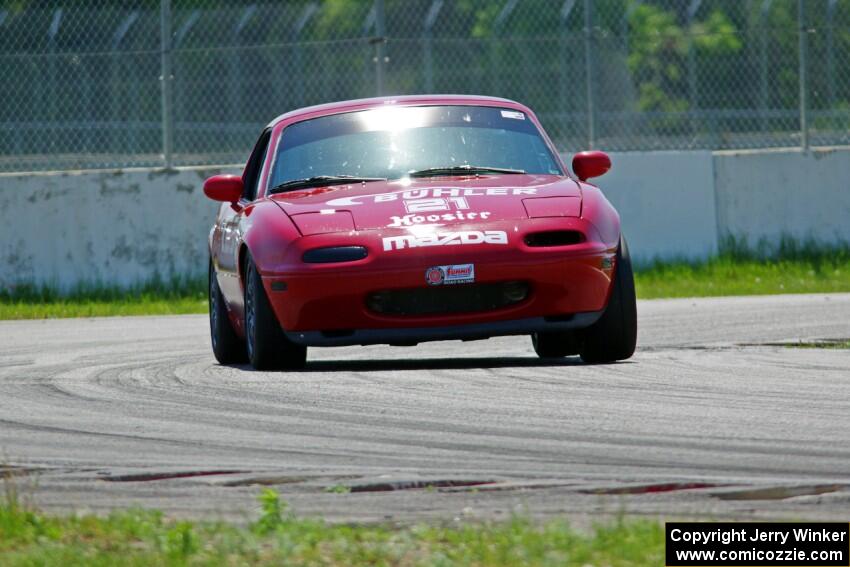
[291,356,629,372]
[298,356,580,372]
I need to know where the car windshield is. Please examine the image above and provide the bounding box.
[269,105,563,188]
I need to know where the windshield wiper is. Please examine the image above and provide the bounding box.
[268,175,387,194]
[407,165,526,178]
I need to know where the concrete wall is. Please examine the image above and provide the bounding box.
[713,147,850,244]
[601,147,850,260]
[602,151,718,260]
[0,166,236,290]
[1,147,849,290]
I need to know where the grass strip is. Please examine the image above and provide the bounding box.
[0,489,663,566]
[636,236,850,299]
[634,257,850,299]
[0,296,207,320]
[0,278,207,320]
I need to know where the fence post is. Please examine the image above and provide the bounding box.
[0,9,23,156]
[490,0,518,97]
[759,0,772,131]
[292,3,318,108]
[827,0,837,111]
[160,0,174,168]
[687,0,702,140]
[374,0,386,96]
[111,12,139,156]
[560,0,577,143]
[798,0,808,151]
[422,0,443,92]
[583,0,595,149]
[47,9,62,127]
[171,11,199,165]
[230,5,256,154]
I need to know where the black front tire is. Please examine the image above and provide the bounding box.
[244,255,307,370]
[209,261,247,365]
[531,330,581,358]
[579,236,638,363]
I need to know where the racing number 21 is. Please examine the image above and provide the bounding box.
[404,197,470,214]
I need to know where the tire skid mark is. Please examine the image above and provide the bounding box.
[0,416,422,466]
[581,482,720,495]
[100,470,246,483]
[11,353,848,467]
[349,478,497,493]
[714,485,847,501]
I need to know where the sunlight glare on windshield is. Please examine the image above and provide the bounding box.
[358,106,429,133]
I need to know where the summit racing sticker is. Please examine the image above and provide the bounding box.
[425,264,475,286]
[383,230,508,251]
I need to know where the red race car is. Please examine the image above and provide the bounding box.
[205,95,636,370]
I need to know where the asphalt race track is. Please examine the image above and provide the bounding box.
[1,294,849,524]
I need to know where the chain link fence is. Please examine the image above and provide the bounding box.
[1,0,848,173]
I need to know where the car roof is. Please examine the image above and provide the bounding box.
[266,94,528,128]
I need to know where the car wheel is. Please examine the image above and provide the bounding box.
[244,254,307,370]
[579,235,638,363]
[531,330,580,358]
[209,260,247,364]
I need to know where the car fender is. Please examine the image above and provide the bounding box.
[579,182,621,251]
[239,199,301,279]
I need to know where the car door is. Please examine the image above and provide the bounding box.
[213,129,272,332]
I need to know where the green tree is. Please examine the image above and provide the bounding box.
[627,3,688,114]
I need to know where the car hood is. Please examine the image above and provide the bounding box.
[270,174,582,232]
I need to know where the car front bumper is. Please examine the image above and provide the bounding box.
[261,218,618,338]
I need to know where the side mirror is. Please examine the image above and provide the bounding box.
[203,174,243,203]
[572,151,611,182]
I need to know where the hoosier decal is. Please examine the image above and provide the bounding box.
[388,211,491,228]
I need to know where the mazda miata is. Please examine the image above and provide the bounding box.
[205,95,636,369]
